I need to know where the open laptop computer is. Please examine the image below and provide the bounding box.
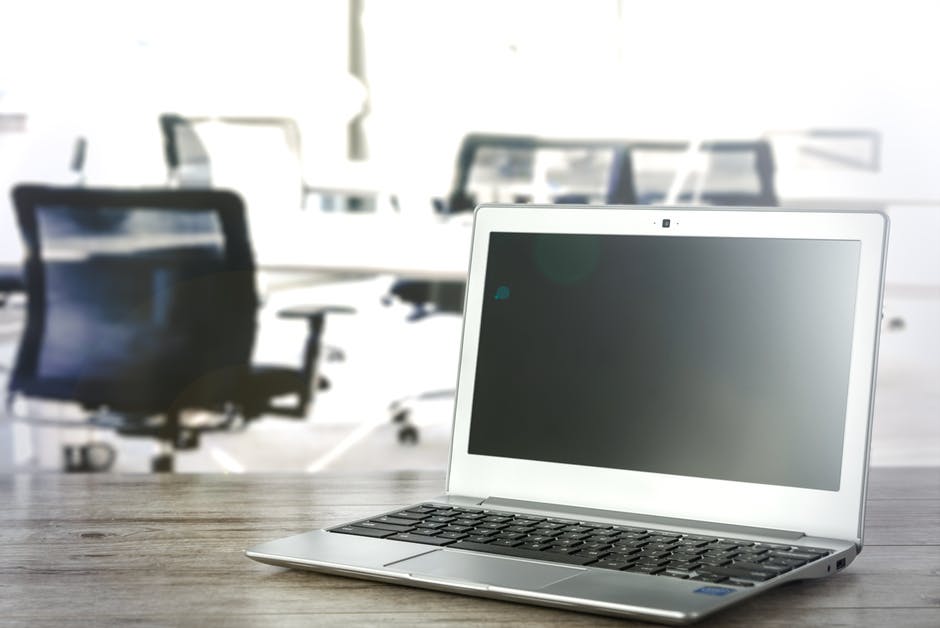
[247,204,888,624]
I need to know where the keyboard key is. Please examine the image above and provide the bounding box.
[593,560,633,571]
[702,550,739,561]
[546,545,581,555]
[733,561,790,575]
[557,532,591,541]
[515,514,546,522]
[751,542,792,552]
[387,533,457,546]
[553,538,584,547]
[611,525,647,534]
[389,511,426,520]
[661,568,693,579]
[770,550,824,562]
[637,550,671,559]
[465,535,494,544]
[764,558,806,569]
[520,542,553,551]
[626,565,664,575]
[697,565,775,582]
[562,526,592,534]
[505,525,535,534]
[647,532,681,539]
[375,516,420,526]
[452,519,480,527]
[404,506,436,514]
[448,541,597,565]
[634,556,669,567]
[691,574,727,583]
[331,525,395,538]
[698,558,732,568]
[415,521,446,529]
[494,532,525,541]
[667,561,698,571]
[678,538,712,548]
[439,531,468,540]
[355,521,414,533]
[451,507,484,514]
[726,578,755,587]
[411,528,441,536]
[491,538,523,547]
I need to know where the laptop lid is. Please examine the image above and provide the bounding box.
[447,204,888,545]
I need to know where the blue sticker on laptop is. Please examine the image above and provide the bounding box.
[694,586,736,596]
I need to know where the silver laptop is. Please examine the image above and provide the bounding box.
[247,204,888,624]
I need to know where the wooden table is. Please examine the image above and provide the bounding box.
[1,468,937,627]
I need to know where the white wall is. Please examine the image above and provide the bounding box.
[362,0,940,203]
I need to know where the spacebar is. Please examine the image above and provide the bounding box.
[448,541,596,566]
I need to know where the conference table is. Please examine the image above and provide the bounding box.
[1,467,936,626]
[250,212,473,280]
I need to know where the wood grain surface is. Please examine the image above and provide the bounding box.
[1,468,937,627]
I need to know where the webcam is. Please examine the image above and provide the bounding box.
[662,219,671,228]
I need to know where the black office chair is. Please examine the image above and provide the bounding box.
[8,185,352,471]
[630,140,779,207]
[440,132,637,214]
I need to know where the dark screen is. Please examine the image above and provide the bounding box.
[467,232,860,491]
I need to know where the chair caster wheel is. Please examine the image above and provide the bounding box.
[398,425,419,445]
[152,453,174,473]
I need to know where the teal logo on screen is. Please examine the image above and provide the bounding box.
[494,285,510,301]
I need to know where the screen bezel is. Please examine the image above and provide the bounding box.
[446,204,888,544]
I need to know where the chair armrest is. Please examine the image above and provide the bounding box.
[277,305,356,320]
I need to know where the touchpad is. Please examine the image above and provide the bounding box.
[389,549,583,590]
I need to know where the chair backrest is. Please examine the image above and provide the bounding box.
[443,133,636,213]
[10,185,258,413]
[159,114,212,187]
[630,140,778,207]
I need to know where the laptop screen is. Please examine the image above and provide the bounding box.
[467,232,861,491]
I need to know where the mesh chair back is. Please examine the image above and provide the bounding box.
[10,186,257,413]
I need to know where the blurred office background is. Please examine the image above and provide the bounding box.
[0,0,936,473]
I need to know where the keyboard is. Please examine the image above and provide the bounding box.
[329,503,831,587]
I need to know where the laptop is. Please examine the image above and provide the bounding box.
[247,204,889,624]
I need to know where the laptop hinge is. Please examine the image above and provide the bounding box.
[481,496,806,541]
